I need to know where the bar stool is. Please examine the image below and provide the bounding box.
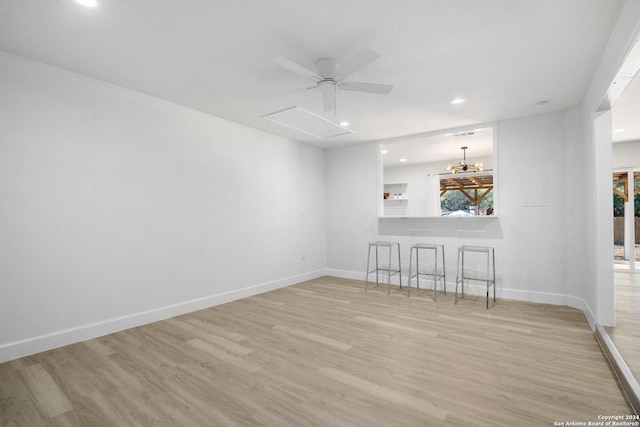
[407,244,446,300]
[365,241,402,294]
[455,245,495,309]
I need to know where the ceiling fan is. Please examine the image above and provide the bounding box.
[271,47,393,112]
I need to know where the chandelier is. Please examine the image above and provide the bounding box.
[446,146,483,174]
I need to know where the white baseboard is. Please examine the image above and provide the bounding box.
[324,268,364,281]
[326,269,592,318]
[2,268,598,363]
[567,295,596,330]
[595,324,640,413]
[0,269,326,364]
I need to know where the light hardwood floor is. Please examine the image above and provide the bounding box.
[0,277,632,426]
[607,271,640,382]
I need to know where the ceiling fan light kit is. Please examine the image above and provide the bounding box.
[446,146,483,174]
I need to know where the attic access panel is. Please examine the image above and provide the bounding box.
[262,107,354,139]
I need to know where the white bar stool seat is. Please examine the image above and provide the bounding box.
[365,241,402,294]
[407,244,446,300]
[455,245,496,309]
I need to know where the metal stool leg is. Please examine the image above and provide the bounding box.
[455,249,458,304]
[407,246,414,297]
[397,243,402,290]
[415,247,419,292]
[365,244,372,291]
[433,247,438,301]
[486,280,489,310]
[387,244,392,294]
[461,249,465,297]
[442,246,447,295]
[455,247,462,304]
[375,244,379,286]
[493,250,496,303]
[486,251,490,309]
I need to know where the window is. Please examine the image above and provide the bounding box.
[440,175,494,216]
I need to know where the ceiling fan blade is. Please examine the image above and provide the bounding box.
[267,85,316,98]
[271,56,320,79]
[340,81,393,95]
[337,47,380,80]
[323,89,336,111]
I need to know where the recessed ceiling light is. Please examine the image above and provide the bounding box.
[614,128,626,133]
[399,158,407,162]
[381,150,389,154]
[339,121,350,126]
[74,0,97,7]
[449,98,466,105]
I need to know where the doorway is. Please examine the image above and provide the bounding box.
[613,170,640,271]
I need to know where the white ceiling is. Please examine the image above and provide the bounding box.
[613,61,640,143]
[0,0,627,148]
[382,126,493,167]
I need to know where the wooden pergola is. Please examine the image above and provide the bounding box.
[440,174,493,205]
[613,171,640,202]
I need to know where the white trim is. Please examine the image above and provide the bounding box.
[596,324,640,412]
[324,268,365,281]
[0,268,601,363]
[567,295,597,330]
[0,269,326,364]
[327,269,596,324]
[328,268,569,303]
[594,111,616,326]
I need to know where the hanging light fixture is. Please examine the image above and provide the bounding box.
[446,146,483,174]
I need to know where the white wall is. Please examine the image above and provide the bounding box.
[326,112,572,305]
[383,164,433,216]
[613,140,640,168]
[325,142,379,276]
[495,113,568,299]
[564,106,594,322]
[0,52,326,362]
[325,0,640,328]
[2,0,639,362]
[580,0,640,326]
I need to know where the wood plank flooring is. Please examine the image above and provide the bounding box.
[607,271,640,381]
[0,276,632,426]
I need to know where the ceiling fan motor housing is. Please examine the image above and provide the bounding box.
[317,79,337,94]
